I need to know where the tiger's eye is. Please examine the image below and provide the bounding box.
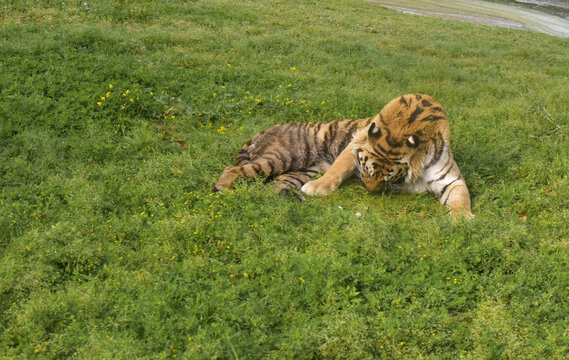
[406,135,419,148]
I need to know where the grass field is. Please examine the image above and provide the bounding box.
[1,0,569,358]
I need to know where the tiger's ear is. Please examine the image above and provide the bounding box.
[368,122,381,139]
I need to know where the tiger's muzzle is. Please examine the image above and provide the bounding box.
[360,166,407,192]
[361,174,386,192]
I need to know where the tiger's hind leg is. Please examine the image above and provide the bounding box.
[213,161,274,193]
[271,165,328,201]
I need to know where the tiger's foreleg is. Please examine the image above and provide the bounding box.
[301,146,356,195]
[428,164,473,220]
[439,180,473,220]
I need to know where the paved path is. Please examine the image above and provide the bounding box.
[367,0,569,37]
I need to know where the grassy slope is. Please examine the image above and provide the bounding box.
[1,0,569,358]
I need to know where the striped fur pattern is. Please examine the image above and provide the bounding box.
[301,94,473,219]
[212,117,375,199]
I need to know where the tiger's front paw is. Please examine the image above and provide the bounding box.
[301,176,340,195]
[449,208,475,221]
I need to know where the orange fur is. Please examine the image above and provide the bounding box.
[302,94,473,219]
[214,94,473,219]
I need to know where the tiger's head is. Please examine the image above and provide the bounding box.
[352,94,450,192]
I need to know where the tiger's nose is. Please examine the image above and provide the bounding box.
[362,177,386,192]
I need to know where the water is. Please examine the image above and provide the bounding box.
[367,0,569,37]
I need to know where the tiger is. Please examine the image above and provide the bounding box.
[213,94,473,219]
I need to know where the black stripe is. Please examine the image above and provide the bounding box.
[399,96,408,107]
[386,137,402,148]
[322,126,330,149]
[440,178,460,204]
[421,99,432,107]
[337,135,351,155]
[280,178,299,187]
[408,106,424,124]
[371,147,388,160]
[289,126,303,170]
[376,143,393,157]
[236,140,253,164]
[314,122,322,135]
[265,159,276,174]
[346,119,359,137]
[287,173,308,183]
[305,122,314,136]
[337,121,358,154]
[421,115,445,122]
[295,123,303,143]
[383,127,403,147]
[373,144,403,159]
[328,121,339,143]
[426,133,444,168]
[302,135,312,168]
[264,150,288,167]
[428,159,453,184]
[442,183,465,206]
[237,155,250,165]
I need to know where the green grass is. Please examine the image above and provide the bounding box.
[1,0,569,358]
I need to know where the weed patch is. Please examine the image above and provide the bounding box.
[2,0,569,358]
